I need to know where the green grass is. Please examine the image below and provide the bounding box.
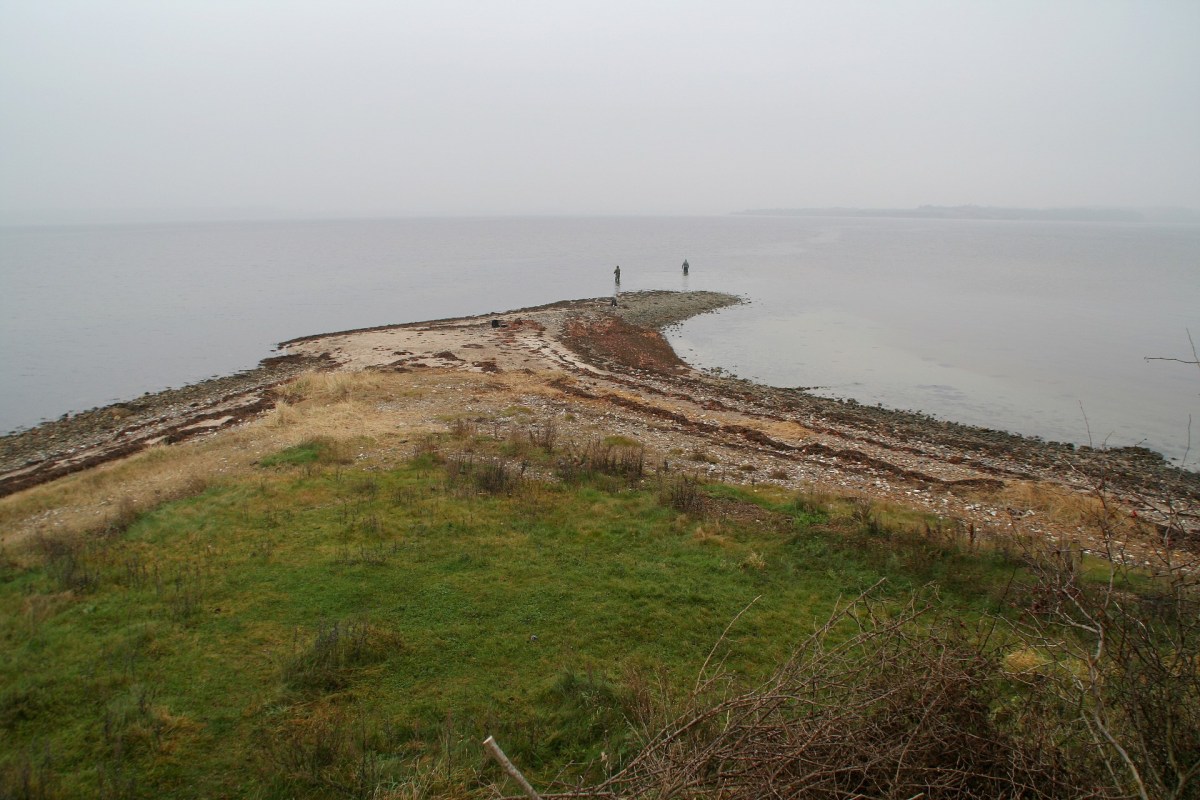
[256,436,352,468]
[0,451,1042,798]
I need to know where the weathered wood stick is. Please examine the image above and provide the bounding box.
[483,735,542,800]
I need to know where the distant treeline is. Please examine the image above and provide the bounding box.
[734,205,1200,223]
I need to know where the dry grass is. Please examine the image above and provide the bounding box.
[1001,646,1049,677]
[820,492,934,534]
[3,363,1167,579]
[266,401,302,428]
[0,371,449,557]
[0,367,612,560]
[753,418,813,442]
[0,444,225,561]
[740,550,767,571]
[691,524,732,548]
[1000,480,1138,534]
[274,370,389,404]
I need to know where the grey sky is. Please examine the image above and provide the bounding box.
[1,0,1198,222]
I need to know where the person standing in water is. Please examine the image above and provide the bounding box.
[613,265,621,284]
[682,259,689,275]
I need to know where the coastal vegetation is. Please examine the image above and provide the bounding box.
[1,369,1197,799]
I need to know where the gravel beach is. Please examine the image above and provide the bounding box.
[3,290,1197,561]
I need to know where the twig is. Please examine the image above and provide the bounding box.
[1145,327,1200,370]
[484,735,542,800]
[694,595,761,693]
[1144,357,1200,366]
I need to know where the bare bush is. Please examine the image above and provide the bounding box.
[411,433,443,463]
[555,439,645,485]
[450,416,477,439]
[1008,477,1200,800]
[475,460,521,495]
[849,496,886,535]
[444,455,522,496]
[0,743,59,800]
[529,417,558,453]
[35,533,99,593]
[557,585,1097,800]
[259,708,386,798]
[663,475,703,517]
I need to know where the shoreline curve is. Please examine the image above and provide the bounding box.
[2,291,1197,549]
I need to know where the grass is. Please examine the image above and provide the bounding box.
[0,435,1035,799]
[3,371,1189,798]
[257,437,352,468]
[0,370,473,559]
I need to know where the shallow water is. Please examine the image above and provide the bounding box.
[1,215,1197,467]
[668,216,1200,468]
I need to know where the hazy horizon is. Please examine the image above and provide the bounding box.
[3,205,1199,230]
[2,1,1199,224]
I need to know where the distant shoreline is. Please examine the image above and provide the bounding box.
[733,205,1200,223]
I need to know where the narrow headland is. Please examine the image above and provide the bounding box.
[4,289,1196,558]
[2,290,1198,798]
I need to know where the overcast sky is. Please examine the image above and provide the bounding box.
[1,0,1198,222]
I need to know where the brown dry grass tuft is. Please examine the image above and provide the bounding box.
[1000,480,1138,534]
[691,524,731,548]
[754,418,813,442]
[275,371,387,403]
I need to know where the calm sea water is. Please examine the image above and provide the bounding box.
[1,216,1197,467]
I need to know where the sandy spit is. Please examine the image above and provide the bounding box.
[2,290,1197,565]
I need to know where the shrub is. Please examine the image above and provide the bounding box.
[36,533,99,593]
[577,588,1097,799]
[556,439,645,486]
[281,621,399,693]
[474,460,521,495]
[664,475,704,517]
[528,418,558,453]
